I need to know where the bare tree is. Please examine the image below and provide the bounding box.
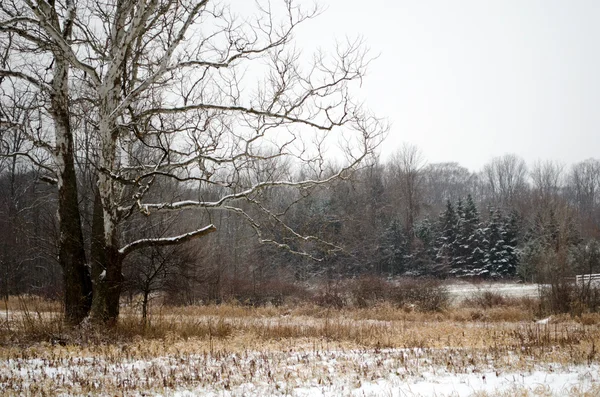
[530,160,564,212]
[567,158,600,235]
[482,154,528,209]
[388,143,425,236]
[0,6,93,324]
[421,162,474,215]
[2,0,385,324]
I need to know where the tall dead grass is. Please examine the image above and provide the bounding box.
[3,282,600,356]
[2,289,600,396]
[1,294,599,357]
[1,295,61,312]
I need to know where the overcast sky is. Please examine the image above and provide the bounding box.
[292,0,600,171]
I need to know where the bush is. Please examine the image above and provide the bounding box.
[390,278,449,312]
[344,276,449,311]
[539,279,600,316]
[349,276,392,308]
[312,292,346,309]
[229,279,309,306]
[464,291,507,309]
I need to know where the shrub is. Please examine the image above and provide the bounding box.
[229,279,308,307]
[390,278,449,312]
[312,292,346,309]
[538,279,600,316]
[465,291,507,309]
[349,276,392,308]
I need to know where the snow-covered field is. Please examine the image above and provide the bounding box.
[2,283,598,396]
[1,347,598,396]
[446,281,539,302]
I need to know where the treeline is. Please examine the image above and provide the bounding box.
[2,147,600,304]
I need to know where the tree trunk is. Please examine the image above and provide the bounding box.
[90,243,123,325]
[58,167,90,323]
[58,158,92,325]
[52,57,92,325]
[90,189,123,325]
[142,290,149,324]
[58,177,92,323]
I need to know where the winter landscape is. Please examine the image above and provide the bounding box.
[2,282,600,396]
[2,0,600,395]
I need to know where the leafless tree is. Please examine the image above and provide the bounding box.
[481,154,528,209]
[529,160,564,212]
[421,162,474,215]
[1,0,94,324]
[388,143,425,236]
[567,158,600,235]
[1,0,385,324]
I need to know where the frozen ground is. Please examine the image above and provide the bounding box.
[2,347,598,396]
[0,283,588,396]
[446,281,539,303]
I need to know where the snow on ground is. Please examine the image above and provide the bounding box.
[171,348,600,397]
[446,281,539,303]
[2,347,598,396]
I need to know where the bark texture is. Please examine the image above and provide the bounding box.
[52,52,92,325]
[90,189,123,324]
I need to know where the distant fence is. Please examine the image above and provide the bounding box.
[575,273,600,287]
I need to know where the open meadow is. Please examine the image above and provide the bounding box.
[1,282,600,396]
[2,0,600,394]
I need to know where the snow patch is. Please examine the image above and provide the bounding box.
[2,348,599,396]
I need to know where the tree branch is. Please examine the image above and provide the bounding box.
[136,103,343,131]
[118,224,217,258]
[0,69,46,90]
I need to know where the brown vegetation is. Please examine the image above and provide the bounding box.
[2,283,600,396]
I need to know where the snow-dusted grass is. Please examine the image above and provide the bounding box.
[1,342,599,396]
[2,288,600,396]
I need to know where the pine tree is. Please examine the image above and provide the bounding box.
[380,219,409,276]
[435,200,458,275]
[412,217,437,275]
[464,195,486,275]
[484,208,505,278]
[451,198,467,275]
[502,211,520,277]
[454,195,486,276]
[469,227,488,277]
[485,208,519,278]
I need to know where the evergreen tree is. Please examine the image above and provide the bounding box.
[412,217,437,275]
[415,217,436,252]
[484,208,503,277]
[519,210,553,282]
[380,219,409,276]
[464,195,486,275]
[547,209,560,252]
[485,208,519,278]
[500,211,519,277]
[450,198,467,275]
[462,195,479,231]
[569,239,600,276]
[454,195,486,276]
[435,200,458,275]
[469,228,488,276]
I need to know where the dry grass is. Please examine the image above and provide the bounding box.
[0,295,61,313]
[472,385,600,397]
[1,294,600,395]
[2,296,600,357]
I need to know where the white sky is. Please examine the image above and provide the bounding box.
[292,0,600,171]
